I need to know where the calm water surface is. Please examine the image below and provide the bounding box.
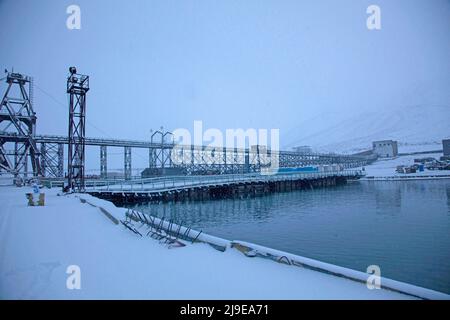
[129,180,450,294]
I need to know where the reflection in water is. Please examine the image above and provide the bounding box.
[373,183,402,213]
[132,191,297,226]
[447,187,450,214]
[129,180,450,294]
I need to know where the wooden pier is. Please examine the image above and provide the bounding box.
[86,170,364,205]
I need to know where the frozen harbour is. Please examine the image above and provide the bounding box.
[1,186,449,299]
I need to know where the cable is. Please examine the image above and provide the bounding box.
[35,84,113,139]
[34,83,148,162]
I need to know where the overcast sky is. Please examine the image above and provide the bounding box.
[1,0,449,171]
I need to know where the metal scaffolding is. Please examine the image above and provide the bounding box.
[0,71,41,183]
[67,67,89,192]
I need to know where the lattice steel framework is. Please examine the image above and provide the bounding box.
[124,146,131,180]
[100,145,107,179]
[149,129,174,169]
[67,68,89,192]
[0,72,41,182]
[40,142,64,178]
[172,145,260,175]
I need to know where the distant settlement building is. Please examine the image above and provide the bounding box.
[443,139,450,157]
[372,140,398,158]
[293,146,313,154]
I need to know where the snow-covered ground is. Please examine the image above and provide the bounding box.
[0,186,439,300]
[397,143,443,154]
[282,105,449,154]
[362,152,450,180]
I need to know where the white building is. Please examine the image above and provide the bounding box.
[372,140,398,158]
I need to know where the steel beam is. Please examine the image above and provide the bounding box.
[124,146,131,180]
[100,145,107,179]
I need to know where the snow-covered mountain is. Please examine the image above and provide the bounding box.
[282,105,450,154]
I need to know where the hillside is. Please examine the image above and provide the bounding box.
[282,105,450,154]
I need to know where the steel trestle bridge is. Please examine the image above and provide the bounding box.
[0,71,376,183]
[0,131,375,180]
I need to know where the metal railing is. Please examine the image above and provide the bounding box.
[85,170,364,192]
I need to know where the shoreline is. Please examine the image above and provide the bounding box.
[361,175,450,181]
[122,202,449,300]
[1,185,449,299]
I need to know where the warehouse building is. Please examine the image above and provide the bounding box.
[443,139,450,157]
[372,140,398,158]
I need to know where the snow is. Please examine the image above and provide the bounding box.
[86,171,358,192]
[397,142,443,154]
[282,105,450,154]
[232,241,449,300]
[362,152,450,179]
[0,186,444,299]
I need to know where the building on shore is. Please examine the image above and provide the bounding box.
[372,140,398,158]
[443,139,450,157]
[293,146,313,154]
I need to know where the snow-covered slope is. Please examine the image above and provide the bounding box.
[282,105,450,154]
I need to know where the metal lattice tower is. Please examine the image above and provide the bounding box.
[67,67,89,192]
[0,71,41,182]
[149,128,173,169]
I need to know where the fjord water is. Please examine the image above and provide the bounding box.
[130,180,450,294]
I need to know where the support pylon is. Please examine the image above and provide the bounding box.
[67,67,89,192]
[0,71,41,183]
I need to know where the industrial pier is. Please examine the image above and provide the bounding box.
[86,170,363,205]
